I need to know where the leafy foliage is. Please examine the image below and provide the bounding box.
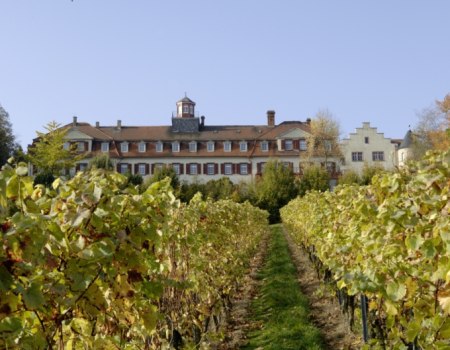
[0,162,269,349]
[282,150,450,349]
[298,164,330,196]
[0,104,19,167]
[88,154,113,170]
[27,121,84,175]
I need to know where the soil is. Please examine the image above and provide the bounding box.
[218,226,363,350]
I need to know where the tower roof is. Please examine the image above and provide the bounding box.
[177,96,195,104]
[399,129,413,149]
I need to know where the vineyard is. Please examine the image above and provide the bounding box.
[0,161,269,349]
[281,151,450,349]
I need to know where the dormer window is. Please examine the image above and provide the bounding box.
[260,141,269,152]
[183,105,189,113]
[138,142,146,153]
[299,139,307,151]
[207,141,215,152]
[156,141,163,152]
[120,142,129,153]
[285,140,293,151]
[101,142,109,152]
[224,141,232,152]
[239,141,248,152]
[172,141,180,152]
[189,141,197,152]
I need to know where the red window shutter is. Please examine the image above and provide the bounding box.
[134,164,138,174]
[293,140,299,149]
[257,163,261,174]
[214,163,218,175]
[221,163,225,174]
[248,163,252,174]
[128,164,132,173]
[179,163,184,175]
[145,164,149,175]
[116,164,121,173]
[198,163,202,174]
[281,140,286,150]
[151,164,155,174]
[203,163,207,175]
[186,163,191,175]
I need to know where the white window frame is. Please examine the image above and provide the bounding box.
[299,139,307,151]
[189,141,197,153]
[172,141,180,152]
[189,163,198,175]
[207,163,215,175]
[138,164,146,175]
[101,142,109,152]
[240,163,248,175]
[120,163,129,174]
[154,163,164,173]
[172,163,181,175]
[138,142,146,153]
[120,142,129,153]
[260,141,269,152]
[224,163,233,175]
[224,141,232,152]
[63,142,70,150]
[352,152,363,162]
[77,142,85,152]
[239,141,248,152]
[284,140,293,151]
[207,141,215,152]
[155,141,163,153]
[372,151,385,161]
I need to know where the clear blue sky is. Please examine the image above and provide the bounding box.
[1,1,449,149]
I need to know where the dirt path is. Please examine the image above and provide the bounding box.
[219,226,362,350]
[283,229,362,350]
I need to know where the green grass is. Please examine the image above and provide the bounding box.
[241,224,324,350]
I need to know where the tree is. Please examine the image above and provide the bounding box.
[298,164,330,196]
[305,109,342,164]
[0,104,19,166]
[28,121,84,175]
[88,154,114,170]
[146,166,180,192]
[339,170,360,186]
[254,160,298,223]
[413,94,450,157]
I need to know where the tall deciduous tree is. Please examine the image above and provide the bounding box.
[255,160,298,223]
[28,121,84,175]
[413,94,450,157]
[0,104,18,166]
[305,109,342,164]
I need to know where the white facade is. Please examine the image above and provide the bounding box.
[340,122,398,174]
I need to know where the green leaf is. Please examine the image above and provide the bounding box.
[70,317,92,336]
[405,320,421,342]
[386,281,407,302]
[0,266,14,291]
[15,165,28,176]
[23,282,45,310]
[0,316,22,332]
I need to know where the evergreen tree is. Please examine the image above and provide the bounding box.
[0,104,18,166]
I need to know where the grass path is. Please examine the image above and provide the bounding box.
[241,224,325,350]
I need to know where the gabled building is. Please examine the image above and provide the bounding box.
[33,96,341,183]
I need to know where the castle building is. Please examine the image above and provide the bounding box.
[38,96,341,183]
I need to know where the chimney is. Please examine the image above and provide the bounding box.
[117,120,122,130]
[267,110,275,127]
[306,118,311,125]
[73,116,77,127]
[200,115,205,127]
[95,121,100,128]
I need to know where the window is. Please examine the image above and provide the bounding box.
[240,163,248,175]
[138,142,146,153]
[172,163,181,175]
[189,105,194,114]
[240,141,247,152]
[172,142,180,152]
[63,142,70,150]
[79,163,87,172]
[224,163,233,175]
[224,141,232,152]
[183,105,188,113]
[260,141,269,152]
[120,163,129,174]
[206,163,215,175]
[352,152,363,162]
[77,142,85,152]
[121,142,129,153]
[299,139,307,151]
[189,163,198,175]
[207,141,215,152]
[189,141,197,152]
[365,137,369,144]
[101,142,109,152]
[138,164,146,175]
[155,141,163,152]
[284,140,293,151]
[372,151,385,161]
